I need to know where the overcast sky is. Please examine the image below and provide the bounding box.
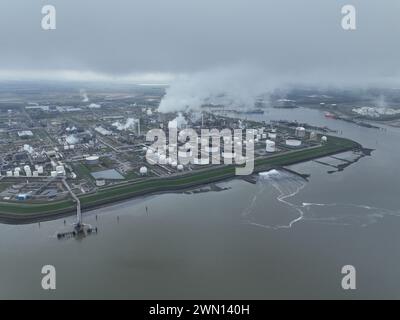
[0,0,399,85]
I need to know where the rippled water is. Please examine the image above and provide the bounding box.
[1,107,400,299]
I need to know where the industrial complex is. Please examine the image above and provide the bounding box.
[0,86,362,230]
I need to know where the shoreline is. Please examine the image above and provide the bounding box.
[0,136,363,225]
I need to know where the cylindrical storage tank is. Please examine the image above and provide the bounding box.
[37,166,44,174]
[171,161,178,168]
[51,171,57,177]
[6,171,12,177]
[321,136,328,143]
[139,166,148,175]
[14,171,20,177]
[33,171,39,177]
[85,155,100,165]
[177,164,184,171]
[266,140,276,152]
[142,147,148,152]
[262,133,267,139]
[295,127,306,138]
[285,139,302,147]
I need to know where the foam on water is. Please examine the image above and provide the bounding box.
[242,169,400,229]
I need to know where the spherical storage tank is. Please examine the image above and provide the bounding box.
[266,140,276,152]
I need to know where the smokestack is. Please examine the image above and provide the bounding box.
[138,118,141,136]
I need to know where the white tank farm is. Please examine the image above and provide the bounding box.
[285,139,302,147]
[266,140,276,152]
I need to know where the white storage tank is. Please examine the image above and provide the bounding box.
[266,140,276,152]
[6,171,12,177]
[51,171,57,177]
[177,164,184,171]
[285,139,302,147]
[139,166,148,176]
[295,127,306,138]
[321,136,328,143]
[85,155,100,165]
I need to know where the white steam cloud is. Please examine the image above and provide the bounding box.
[112,118,138,131]
[158,66,280,113]
[80,89,89,102]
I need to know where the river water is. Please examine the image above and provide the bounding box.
[1,107,400,299]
